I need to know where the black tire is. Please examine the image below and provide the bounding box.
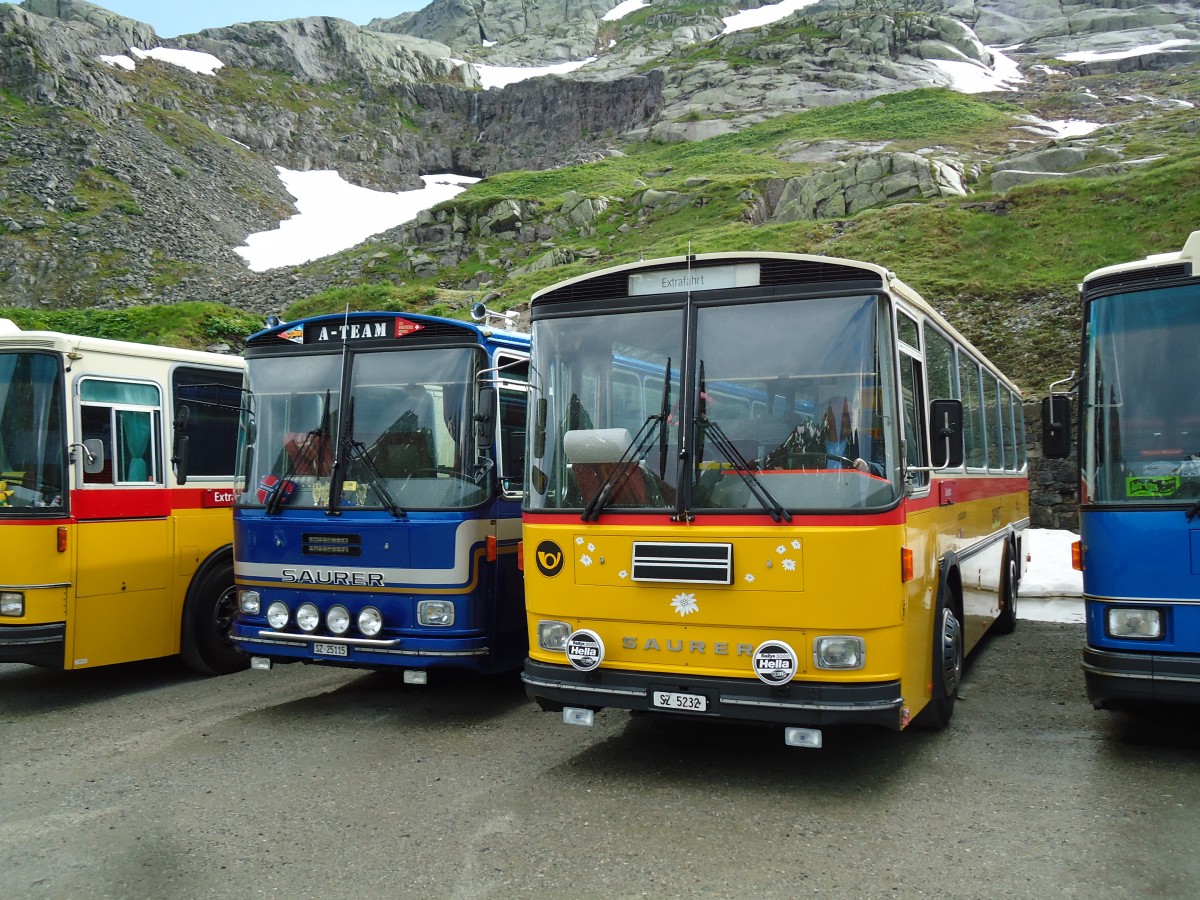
[913,593,963,730]
[180,559,248,675]
[993,541,1019,635]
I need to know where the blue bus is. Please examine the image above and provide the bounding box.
[1045,231,1200,708]
[230,310,530,679]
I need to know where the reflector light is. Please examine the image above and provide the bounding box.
[900,547,914,582]
[1072,541,1083,571]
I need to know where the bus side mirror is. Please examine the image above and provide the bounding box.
[173,436,191,485]
[173,405,191,485]
[1041,395,1072,458]
[82,439,105,475]
[928,399,964,468]
[474,387,496,449]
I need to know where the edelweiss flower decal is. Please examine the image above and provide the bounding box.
[782,559,797,572]
[670,592,699,616]
[580,554,593,567]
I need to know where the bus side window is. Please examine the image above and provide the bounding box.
[80,405,114,484]
[79,379,162,485]
[499,389,527,495]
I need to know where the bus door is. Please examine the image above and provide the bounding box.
[488,355,529,663]
[71,377,172,668]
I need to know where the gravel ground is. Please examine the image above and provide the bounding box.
[2,619,1199,899]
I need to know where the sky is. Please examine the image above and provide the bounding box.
[100,2,425,38]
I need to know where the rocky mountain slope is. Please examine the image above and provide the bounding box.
[1,0,1199,398]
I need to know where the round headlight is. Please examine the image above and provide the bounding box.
[327,605,351,635]
[296,602,320,633]
[266,601,289,629]
[358,606,383,637]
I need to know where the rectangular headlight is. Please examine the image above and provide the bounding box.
[239,590,261,615]
[417,600,455,626]
[1107,607,1162,639]
[814,635,865,669]
[0,591,24,617]
[538,620,571,652]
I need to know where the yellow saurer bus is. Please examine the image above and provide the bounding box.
[0,319,246,673]
[521,252,1029,747]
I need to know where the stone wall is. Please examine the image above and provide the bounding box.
[1024,400,1079,532]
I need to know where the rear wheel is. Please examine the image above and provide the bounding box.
[181,560,248,675]
[994,544,1019,635]
[913,600,963,730]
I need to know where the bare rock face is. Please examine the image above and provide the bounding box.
[368,0,622,52]
[178,17,476,88]
[3,0,1200,314]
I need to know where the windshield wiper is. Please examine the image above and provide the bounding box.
[701,417,792,523]
[266,390,331,515]
[337,397,404,518]
[581,357,672,523]
[580,412,663,522]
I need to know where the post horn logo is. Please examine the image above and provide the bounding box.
[535,540,564,577]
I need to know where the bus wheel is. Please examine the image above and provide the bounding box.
[181,561,248,676]
[914,601,963,730]
[993,545,1019,635]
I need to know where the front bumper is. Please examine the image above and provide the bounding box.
[1082,646,1200,709]
[0,622,65,668]
[232,625,494,672]
[522,658,905,730]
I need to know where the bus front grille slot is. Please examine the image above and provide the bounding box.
[631,541,733,584]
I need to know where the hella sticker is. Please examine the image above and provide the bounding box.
[752,640,799,686]
[565,629,604,672]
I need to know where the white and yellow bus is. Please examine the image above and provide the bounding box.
[0,319,246,673]
[521,252,1029,747]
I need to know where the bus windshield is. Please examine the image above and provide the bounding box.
[1083,284,1200,504]
[238,346,488,511]
[527,292,900,514]
[0,351,66,514]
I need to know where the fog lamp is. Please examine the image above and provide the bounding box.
[418,600,454,626]
[266,601,289,630]
[296,603,320,633]
[358,606,383,637]
[814,635,865,669]
[538,620,571,652]
[326,605,350,635]
[239,590,261,615]
[1107,607,1162,639]
[0,591,24,617]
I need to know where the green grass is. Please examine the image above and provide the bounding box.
[0,304,266,349]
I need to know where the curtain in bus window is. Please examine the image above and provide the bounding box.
[118,409,154,482]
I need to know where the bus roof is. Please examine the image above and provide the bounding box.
[0,319,244,368]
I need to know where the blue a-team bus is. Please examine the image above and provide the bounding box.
[229,308,530,680]
[1044,231,1200,708]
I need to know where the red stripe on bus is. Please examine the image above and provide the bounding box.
[69,487,235,519]
[526,476,1028,527]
